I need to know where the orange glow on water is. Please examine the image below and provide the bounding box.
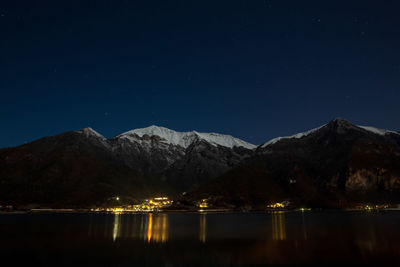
[147,213,153,242]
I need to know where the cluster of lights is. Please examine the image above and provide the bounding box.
[364,205,373,211]
[197,199,209,211]
[298,207,312,212]
[267,202,286,209]
[363,204,388,211]
[352,204,390,211]
[90,197,172,213]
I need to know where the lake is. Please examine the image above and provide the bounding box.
[1,211,399,265]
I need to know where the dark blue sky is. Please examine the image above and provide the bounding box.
[1,0,399,148]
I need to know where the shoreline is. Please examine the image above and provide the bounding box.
[2,208,400,215]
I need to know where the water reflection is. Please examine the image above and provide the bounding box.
[94,213,169,243]
[271,211,286,240]
[352,214,378,253]
[145,213,168,243]
[3,212,400,264]
[85,210,393,261]
[199,213,207,243]
[145,213,152,242]
[301,210,307,240]
[113,213,121,242]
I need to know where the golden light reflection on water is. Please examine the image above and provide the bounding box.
[146,213,153,242]
[271,211,286,240]
[144,213,168,243]
[113,213,121,242]
[199,213,207,243]
[101,213,169,243]
[301,210,308,240]
[85,211,397,263]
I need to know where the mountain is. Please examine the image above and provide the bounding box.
[0,126,255,207]
[0,130,166,207]
[184,119,400,209]
[118,125,255,150]
[112,126,255,192]
[109,126,255,173]
[2,120,399,209]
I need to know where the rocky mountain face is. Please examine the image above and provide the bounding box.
[108,126,255,190]
[0,126,255,207]
[163,140,253,192]
[1,119,399,209]
[185,119,400,209]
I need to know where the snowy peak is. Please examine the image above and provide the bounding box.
[117,125,197,148]
[192,131,257,149]
[261,118,399,148]
[329,118,399,136]
[77,127,105,139]
[118,125,256,149]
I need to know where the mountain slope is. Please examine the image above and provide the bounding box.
[0,126,255,207]
[108,126,255,189]
[163,139,254,192]
[0,131,170,207]
[185,119,400,209]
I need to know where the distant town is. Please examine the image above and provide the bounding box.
[1,196,400,214]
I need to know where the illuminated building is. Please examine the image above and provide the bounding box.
[267,200,290,209]
[197,199,209,210]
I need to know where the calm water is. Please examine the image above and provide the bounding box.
[1,211,400,265]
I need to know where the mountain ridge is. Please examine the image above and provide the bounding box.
[1,118,399,208]
[261,118,399,148]
[75,125,256,150]
[184,118,400,209]
[0,124,256,206]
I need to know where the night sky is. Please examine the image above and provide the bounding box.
[1,0,399,148]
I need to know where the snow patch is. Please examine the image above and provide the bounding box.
[117,125,256,149]
[358,126,399,136]
[77,127,106,139]
[261,125,326,148]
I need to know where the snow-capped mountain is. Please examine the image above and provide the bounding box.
[117,125,256,149]
[74,125,257,191]
[101,125,256,173]
[187,118,400,209]
[77,127,106,140]
[261,118,399,148]
[0,125,256,206]
[2,118,399,208]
